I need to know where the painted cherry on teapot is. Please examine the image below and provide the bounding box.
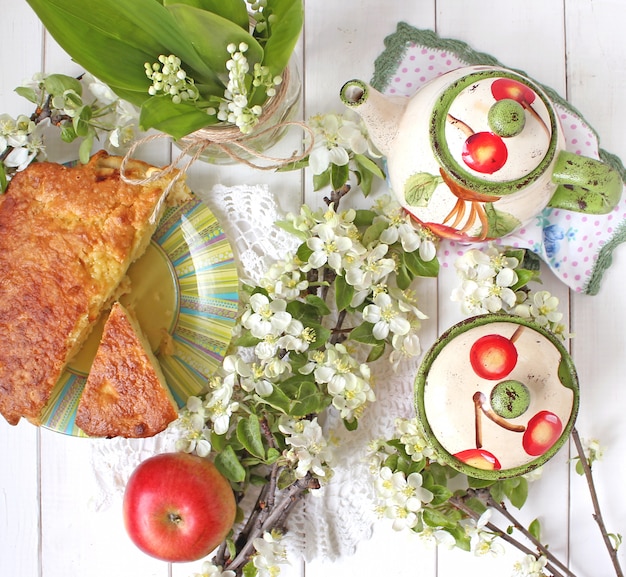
[341,66,622,241]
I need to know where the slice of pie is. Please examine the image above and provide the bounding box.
[75,302,178,438]
[0,151,191,426]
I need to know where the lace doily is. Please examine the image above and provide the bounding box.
[88,183,420,561]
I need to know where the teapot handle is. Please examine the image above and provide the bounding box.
[549,151,622,214]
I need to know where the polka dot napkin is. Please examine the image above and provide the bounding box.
[371,23,626,295]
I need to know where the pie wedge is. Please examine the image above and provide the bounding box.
[75,302,178,438]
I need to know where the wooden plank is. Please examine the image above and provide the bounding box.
[0,4,45,576]
[567,1,626,575]
[0,420,40,577]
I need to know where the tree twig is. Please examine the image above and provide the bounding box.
[571,427,624,577]
[482,490,574,577]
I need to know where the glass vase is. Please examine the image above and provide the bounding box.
[177,58,302,165]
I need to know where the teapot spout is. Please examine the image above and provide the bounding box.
[340,80,407,157]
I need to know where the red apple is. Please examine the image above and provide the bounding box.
[469,333,518,380]
[522,411,563,456]
[123,452,237,563]
[454,448,501,471]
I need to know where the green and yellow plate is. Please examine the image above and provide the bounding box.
[40,196,239,436]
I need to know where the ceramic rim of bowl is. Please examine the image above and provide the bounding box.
[415,313,580,480]
[430,68,560,197]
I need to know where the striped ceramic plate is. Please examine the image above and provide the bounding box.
[41,196,239,436]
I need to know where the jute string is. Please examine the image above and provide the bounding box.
[119,64,315,209]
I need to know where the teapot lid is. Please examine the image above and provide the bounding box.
[430,69,558,196]
[415,314,579,479]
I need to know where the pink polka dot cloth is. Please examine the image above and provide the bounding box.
[371,23,626,295]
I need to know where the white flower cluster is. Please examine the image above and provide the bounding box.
[451,244,519,314]
[279,416,333,479]
[192,560,236,577]
[372,467,434,531]
[451,244,567,338]
[145,54,199,104]
[251,531,289,577]
[393,417,437,463]
[512,554,549,577]
[213,43,282,134]
[0,113,43,172]
[461,509,505,558]
[306,112,377,175]
[301,343,374,422]
[82,74,139,150]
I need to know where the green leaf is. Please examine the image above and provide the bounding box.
[260,386,292,414]
[0,163,7,193]
[575,459,585,476]
[511,268,540,291]
[303,294,331,316]
[296,241,313,263]
[260,0,303,77]
[236,414,266,460]
[504,477,528,509]
[288,380,328,416]
[139,94,218,138]
[402,249,440,278]
[25,0,217,102]
[361,219,388,247]
[366,342,386,362]
[529,518,542,541]
[276,156,310,172]
[14,86,38,104]
[166,4,263,76]
[58,123,76,143]
[214,445,247,483]
[43,73,82,97]
[164,0,249,30]
[343,417,358,431]
[349,321,379,345]
[353,209,376,227]
[422,507,458,529]
[428,485,453,506]
[335,274,354,312]
[78,135,94,164]
[73,106,92,138]
[313,169,331,191]
[330,162,350,192]
[242,561,258,577]
[396,263,412,291]
[357,167,374,196]
[266,447,281,464]
[354,153,385,179]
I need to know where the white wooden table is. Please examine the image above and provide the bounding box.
[2,1,626,576]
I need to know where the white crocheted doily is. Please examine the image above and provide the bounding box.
[89,183,417,562]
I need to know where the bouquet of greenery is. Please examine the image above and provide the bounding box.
[26,0,303,139]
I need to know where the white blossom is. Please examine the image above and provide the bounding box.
[512,554,549,577]
[362,292,411,340]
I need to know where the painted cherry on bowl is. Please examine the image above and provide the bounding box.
[469,333,518,380]
[522,411,563,456]
[454,448,502,471]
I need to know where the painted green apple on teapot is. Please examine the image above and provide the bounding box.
[340,65,622,241]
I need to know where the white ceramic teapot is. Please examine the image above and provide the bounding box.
[341,65,622,241]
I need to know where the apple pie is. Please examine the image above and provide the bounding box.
[0,151,191,426]
[75,302,178,438]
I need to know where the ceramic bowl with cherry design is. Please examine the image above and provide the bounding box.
[415,314,579,479]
